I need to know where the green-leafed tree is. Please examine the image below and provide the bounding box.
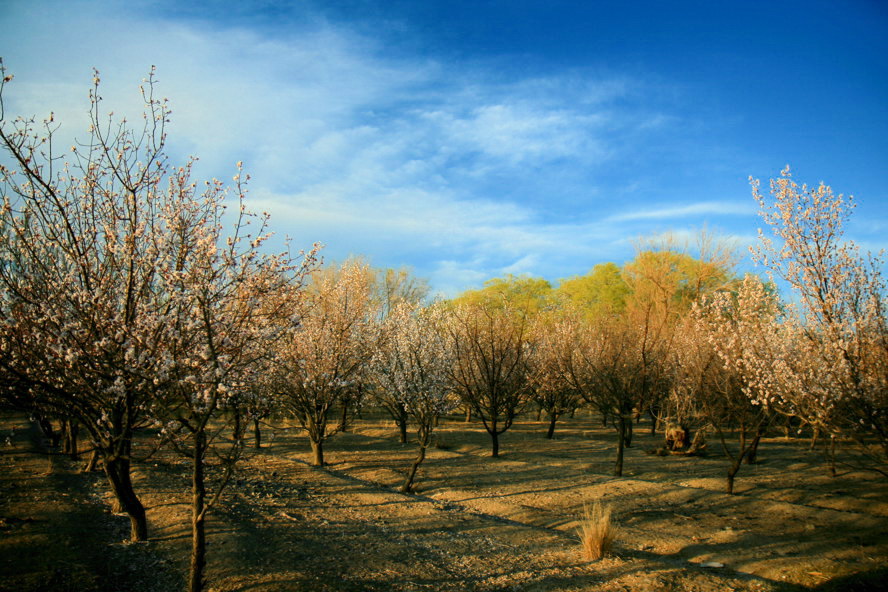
[454,273,553,316]
[557,262,630,318]
[620,233,740,432]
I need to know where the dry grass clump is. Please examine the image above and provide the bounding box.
[577,501,617,561]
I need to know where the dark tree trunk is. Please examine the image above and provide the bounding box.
[623,417,633,448]
[745,428,764,464]
[546,412,557,439]
[828,436,837,477]
[401,444,426,493]
[464,406,472,422]
[614,416,626,476]
[535,406,542,422]
[253,419,261,450]
[809,427,820,451]
[490,429,500,458]
[36,416,59,448]
[648,408,658,436]
[231,409,242,441]
[310,438,325,467]
[726,457,742,494]
[62,420,79,459]
[338,401,350,432]
[189,431,207,592]
[104,455,148,542]
[397,414,408,444]
[82,447,100,473]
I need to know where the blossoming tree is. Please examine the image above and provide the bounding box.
[270,260,376,467]
[749,168,887,474]
[0,64,318,591]
[371,301,456,492]
[0,65,187,542]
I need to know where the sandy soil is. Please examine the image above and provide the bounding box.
[1,410,886,591]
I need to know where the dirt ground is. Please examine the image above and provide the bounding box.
[1,410,886,592]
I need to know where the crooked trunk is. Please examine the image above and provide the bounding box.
[104,455,148,542]
[253,419,261,450]
[401,444,427,493]
[82,447,100,473]
[190,431,207,592]
[726,457,743,494]
[745,428,764,465]
[809,427,820,451]
[546,412,557,439]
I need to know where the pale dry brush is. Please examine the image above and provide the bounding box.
[577,500,618,561]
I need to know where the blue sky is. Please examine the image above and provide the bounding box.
[2,0,886,296]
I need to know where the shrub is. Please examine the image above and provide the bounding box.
[577,501,617,560]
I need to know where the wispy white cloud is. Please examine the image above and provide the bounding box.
[608,201,755,222]
[2,0,748,295]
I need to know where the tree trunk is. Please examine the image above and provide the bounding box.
[190,431,207,592]
[546,412,557,439]
[490,427,500,458]
[726,457,742,494]
[62,420,79,459]
[82,447,100,473]
[104,455,148,542]
[648,408,657,436]
[338,401,350,433]
[253,419,261,450]
[535,406,542,422]
[464,406,471,422]
[828,436,837,477]
[232,409,242,441]
[310,438,325,467]
[36,416,59,448]
[614,417,626,476]
[623,416,633,448]
[745,428,764,464]
[397,414,408,444]
[809,427,820,451]
[401,444,427,493]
